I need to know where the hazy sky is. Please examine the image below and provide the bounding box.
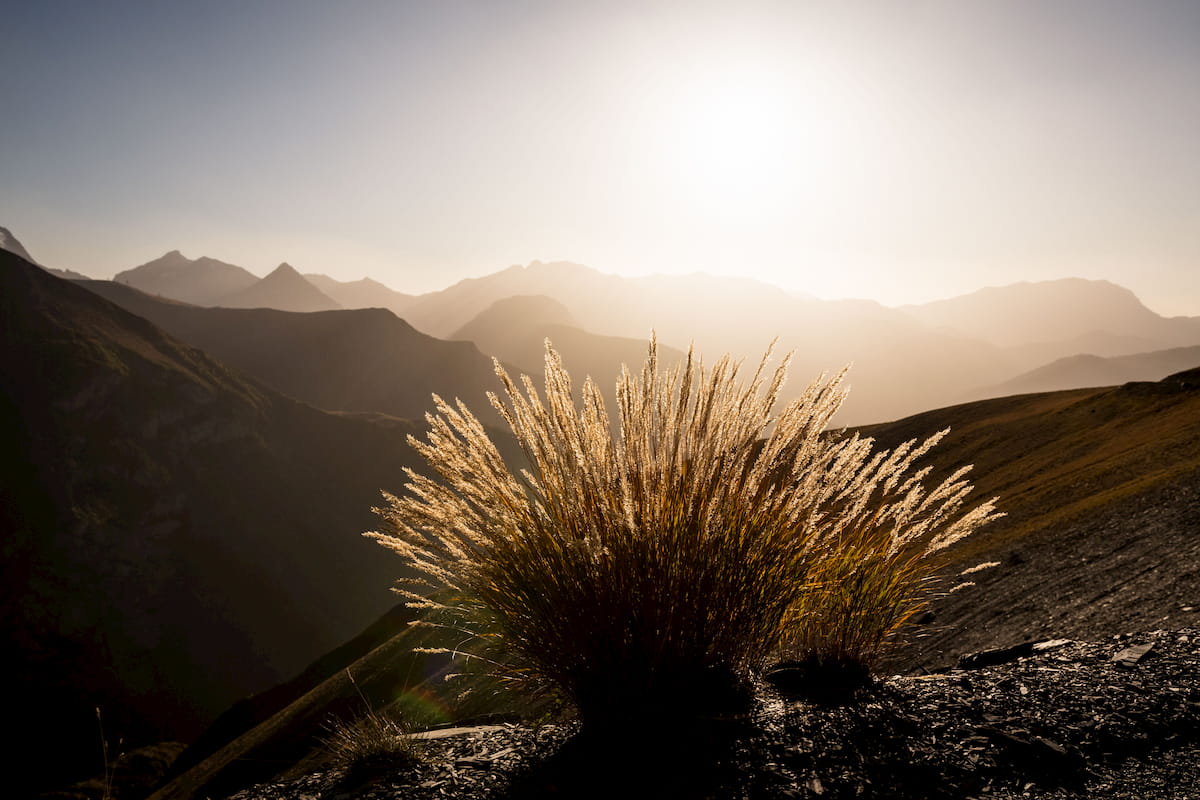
[2,0,1198,314]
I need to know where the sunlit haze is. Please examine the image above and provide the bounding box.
[2,0,1198,314]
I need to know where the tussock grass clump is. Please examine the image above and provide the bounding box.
[368,338,998,726]
[320,708,421,774]
[319,670,422,776]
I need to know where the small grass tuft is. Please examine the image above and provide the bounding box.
[319,708,421,774]
[319,669,423,776]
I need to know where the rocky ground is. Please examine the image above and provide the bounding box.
[896,475,1200,675]
[224,627,1200,800]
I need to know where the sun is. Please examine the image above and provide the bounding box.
[662,70,802,222]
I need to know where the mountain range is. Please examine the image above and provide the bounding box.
[95,248,1200,424]
[115,253,341,312]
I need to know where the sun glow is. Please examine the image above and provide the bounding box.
[654,63,862,228]
[664,73,799,221]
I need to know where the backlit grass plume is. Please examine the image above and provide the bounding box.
[367,337,998,725]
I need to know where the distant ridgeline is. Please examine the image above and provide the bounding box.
[108,248,1200,425]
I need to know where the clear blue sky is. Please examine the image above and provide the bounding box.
[2,0,1198,314]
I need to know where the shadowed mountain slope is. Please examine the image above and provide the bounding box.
[147,610,463,800]
[79,280,505,426]
[216,262,341,312]
[115,250,260,305]
[0,251,434,795]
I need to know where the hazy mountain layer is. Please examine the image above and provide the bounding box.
[401,261,1015,424]
[971,345,1200,400]
[902,278,1200,351]
[450,294,687,395]
[102,247,1200,423]
[0,251,431,794]
[304,273,416,317]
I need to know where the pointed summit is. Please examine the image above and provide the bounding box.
[0,226,38,264]
[219,262,341,312]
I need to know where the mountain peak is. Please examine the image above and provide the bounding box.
[0,225,39,264]
[115,251,259,304]
[219,262,341,312]
[268,262,302,279]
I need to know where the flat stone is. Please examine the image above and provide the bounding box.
[1112,643,1155,668]
[958,641,1035,670]
[412,724,508,740]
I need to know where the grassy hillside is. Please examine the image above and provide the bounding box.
[862,368,1200,669]
[864,369,1200,556]
[130,352,1200,800]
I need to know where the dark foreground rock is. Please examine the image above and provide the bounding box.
[221,628,1199,800]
